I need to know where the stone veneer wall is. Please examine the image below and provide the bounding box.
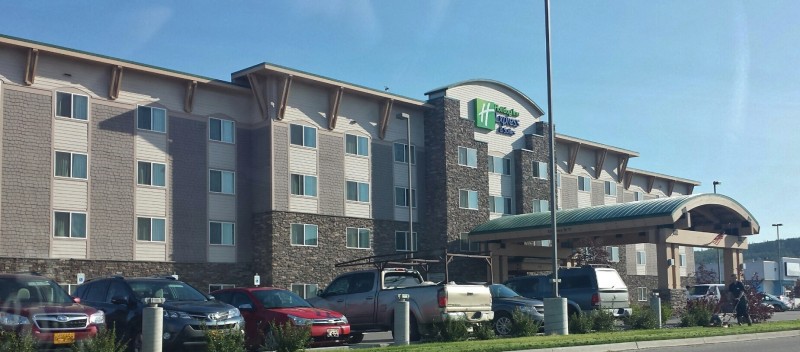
[517,130,551,214]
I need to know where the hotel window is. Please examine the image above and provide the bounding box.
[290,223,318,246]
[137,106,167,133]
[459,190,478,210]
[604,181,617,196]
[290,174,317,197]
[345,134,369,156]
[636,250,646,265]
[395,231,417,252]
[458,147,477,168]
[578,176,591,191]
[533,199,549,213]
[394,187,417,207]
[346,228,371,249]
[533,161,548,180]
[289,124,317,148]
[459,233,480,252]
[55,92,88,120]
[634,191,643,201]
[490,196,512,214]
[679,253,687,267]
[54,151,87,179]
[637,287,648,302]
[609,246,620,262]
[556,172,561,187]
[210,221,235,245]
[488,156,511,175]
[53,211,86,238]
[209,284,235,293]
[209,118,235,143]
[210,170,235,194]
[393,143,416,164]
[291,284,319,299]
[137,161,166,187]
[346,181,370,203]
[137,217,166,242]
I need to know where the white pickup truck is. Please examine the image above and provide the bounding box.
[307,267,493,342]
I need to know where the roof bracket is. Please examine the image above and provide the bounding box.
[567,143,581,174]
[595,149,607,179]
[623,172,633,189]
[327,87,344,130]
[667,180,675,197]
[183,80,197,113]
[378,98,394,140]
[246,73,268,120]
[646,176,656,193]
[108,65,124,100]
[24,48,39,86]
[617,156,629,183]
[277,74,293,121]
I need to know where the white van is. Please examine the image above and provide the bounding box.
[687,283,726,301]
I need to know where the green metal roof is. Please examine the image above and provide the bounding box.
[470,194,759,236]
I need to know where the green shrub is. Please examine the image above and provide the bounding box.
[472,322,496,340]
[205,328,246,352]
[592,310,616,332]
[568,312,593,334]
[510,308,542,337]
[0,330,36,352]
[430,317,470,342]
[71,328,127,352]
[680,298,715,327]
[661,302,673,325]
[624,305,658,330]
[262,321,311,352]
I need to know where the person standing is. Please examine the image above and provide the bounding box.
[728,273,752,326]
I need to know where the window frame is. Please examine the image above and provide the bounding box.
[533,199,549,213]
[53,211,87,238]
[136,105,167,133]
[137,161,167,187]
[637,287,648,302]
[634,191,643,201]
[55,91,89,120]
[393,142,416,164]
[290,174,318,197]
[394,187,417,208]
[459,232,480,252]
[291,283,319,299]
[209,221,235,246]
[289,124,317,148]
[457,146,478,168]
[489,195,512,214]
[290,223,318,247]
[578,176,592,192]
[54,151,88,179]
[209,117,235,144]
[636,250,647,265]
[604,181,617,196]
[488,156,511,175]
[609,246,620,263]
[346,227,371,249]
[209,169,236,194]
[679,253,687,267]
[459,189,479,210]
[345,134,369,157]
[136,217,166,242]
[532,161,549,180]
[345,181,370,203]
[395,231,418,252]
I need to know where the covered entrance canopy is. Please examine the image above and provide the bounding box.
[470,194,760,290]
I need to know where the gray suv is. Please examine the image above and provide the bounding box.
[504,265,631,317]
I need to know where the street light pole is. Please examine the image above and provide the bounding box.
[397,113,413,257]
[713,180,721,194]
[773,223,783,296]
[713,181,721,283]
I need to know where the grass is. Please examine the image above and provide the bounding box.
[351,320,800,352]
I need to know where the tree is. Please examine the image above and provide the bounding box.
[692,263,718,284]
[570,238,611,266]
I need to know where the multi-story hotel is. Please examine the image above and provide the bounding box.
[0,34,759,305]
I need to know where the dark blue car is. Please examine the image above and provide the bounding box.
[489,284,544,336]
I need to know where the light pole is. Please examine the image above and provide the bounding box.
[397,113,413,258]
[713,180,721,282]
[713,180,721,194]
[773,223,783,296]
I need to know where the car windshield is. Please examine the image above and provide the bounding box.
[128,280,208,302]
[490,284,521,299]
[690,286,715,295]
[254,290,311,309]
[0,277,74,306]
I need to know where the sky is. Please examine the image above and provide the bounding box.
[1,0,798,242]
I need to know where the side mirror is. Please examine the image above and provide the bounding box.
[111,296,131,306]
[207,295,216,301]
[238,303,253,311]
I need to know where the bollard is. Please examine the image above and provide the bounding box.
[142,297,165,352]
[650,292,662,329]
[394,294,410,345]
[544,297,568,335]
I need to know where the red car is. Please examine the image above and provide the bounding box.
[212,287,350,348]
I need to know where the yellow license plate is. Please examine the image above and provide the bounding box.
[53,332,75,344]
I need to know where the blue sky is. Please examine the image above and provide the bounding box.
[2,0,798,242]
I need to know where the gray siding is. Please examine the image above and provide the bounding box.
[371,143,394,220]
[170,116,207,262]
[318,134,344,216]
[236,127,255,262]
[561,175,578,209]
[1,90,51,258]
[90,104,135,260]
[251,126,270,213]
[273,125,289,210]
[590,180,604,206]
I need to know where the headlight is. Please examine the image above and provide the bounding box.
[340,315,348,324]
[0,312,30,327]
[89,311,105,325]
[163,310,191,319]
[228,308,241,318]
[288,315,312,326]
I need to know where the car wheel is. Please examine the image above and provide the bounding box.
[493,312,513,336]
[347,333,364,344]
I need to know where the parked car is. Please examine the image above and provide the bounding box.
[488,284,544,336]
[761,293,790,312]
[504,265,631,317]
[212,287,350,348]
[687,284,726,302]
[0,272,105,350]
[75,276,243,351]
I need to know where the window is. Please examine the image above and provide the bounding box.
[54,151,87,179]
[393,143,416,164]
[604,181,617,196]
[209,118,235,143]
[458,147,477,167]
[210,221,235,245]
[55,91,88,120]
[291,284,319,299]
[556,172,561,187]
[290,124,316,148]
[346,228,370,249]
[459,233,480,252]
[459,189,478,209]
[637,287,648,302]
[290,174,317,197]
[54,211,86,238]
[137,161,166,187]
[609,246,620,262]
[634,191,643,201]
[137,106,166,133]
[346,181,370,202]
[490,196,512,214]
[533,161,548,179]
[209,284,235,293]
[290,223,318,246]
[137,217,166,242]
[395,231,417,252]
[578,176,591,191]
[636,250,646,265]
[533,199,549,213]
[394,187,417,208]
[210,169,235,194]
[345,134,369,156]
[488,156,511,175]
[679,253,687,267]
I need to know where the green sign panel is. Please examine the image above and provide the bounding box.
[473,98,496,130]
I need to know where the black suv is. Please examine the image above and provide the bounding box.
[75,276,243,351]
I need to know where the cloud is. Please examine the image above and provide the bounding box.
[728,2,750,143]
[118,5,173,56]
[289,0,380,42]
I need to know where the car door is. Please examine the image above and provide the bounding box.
[319,274,351,317]
[343,272,377,326]
[104,279,137,340]
[229,291,260,347]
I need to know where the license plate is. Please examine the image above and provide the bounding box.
[327,328,339,337]
[53,332,75,345]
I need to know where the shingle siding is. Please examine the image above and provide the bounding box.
[169,116,207,262]
[273,125,289,210]
[318,133,344,216]
[371,143,394,220]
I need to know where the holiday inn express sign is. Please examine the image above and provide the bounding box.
[472,98,520,136]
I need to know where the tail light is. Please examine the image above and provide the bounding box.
[591,293,600,307]
[437,289,447,308]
